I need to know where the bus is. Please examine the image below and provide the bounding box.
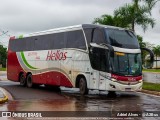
[7,24,154,95]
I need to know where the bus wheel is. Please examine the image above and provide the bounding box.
[79,77,88,95]
[107,91,116,97]
[19,74,26,87]
[26,74,33,88]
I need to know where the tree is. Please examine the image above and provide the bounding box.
[137,35,146,48]
[152,45,160,68]
[93,0,158,32]
[93,15,130,28]
[0,45,7,68]
[114,0,157,32]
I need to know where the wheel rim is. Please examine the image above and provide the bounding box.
[20,75,25,85]
[27,75,32,87]
[80,78,85,94]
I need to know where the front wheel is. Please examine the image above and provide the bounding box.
[107,91,116,97]
[26,74,33,88]
[79,77,88,95]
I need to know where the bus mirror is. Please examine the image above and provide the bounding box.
[89,43,114,57]
[100,43,114,57]
[141,48,154,63]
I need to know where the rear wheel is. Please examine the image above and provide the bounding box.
[26,74,33,88]
[19,74,26,87]
[79,77,88,95]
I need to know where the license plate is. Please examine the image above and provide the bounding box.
[125,88,131,91]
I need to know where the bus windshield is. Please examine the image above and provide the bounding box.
[105,29,140,49]
[111,53,142,76]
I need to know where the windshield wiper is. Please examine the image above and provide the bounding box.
[125,30,135,38]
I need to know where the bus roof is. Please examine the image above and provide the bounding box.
[14,24,127,38]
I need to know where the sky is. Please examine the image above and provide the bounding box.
[0,0,160,47]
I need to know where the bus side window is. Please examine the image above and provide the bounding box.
[66,30,86,50]
[26,38,35,51]
[10,38,26,52]
[34,34,52,50]
[83,28,92,45]
[92,29,105,44]
[53,32,65,49]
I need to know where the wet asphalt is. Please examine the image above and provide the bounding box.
[0,72,160,120]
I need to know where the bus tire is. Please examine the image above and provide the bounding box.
[79,77,88,95]
[19,73,26,87]
[107,91,116,97]
[26,74,33,88]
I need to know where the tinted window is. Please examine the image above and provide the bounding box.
[53,32,65,49]
[10,32,65,52]
[34,33,64,50]
[10,30,86,52]
[111,53,142,76]
[66,30,86,50]
[10,38,26,52]
[83,28,92,45]
[106,29,139,49]
[92,29,105,44]
[25,37,35,51]
[90,47,109,72]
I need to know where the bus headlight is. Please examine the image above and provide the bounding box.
[111,78,117,82]
[138,80,143,83]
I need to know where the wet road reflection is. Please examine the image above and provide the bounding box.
[0,80,160,119]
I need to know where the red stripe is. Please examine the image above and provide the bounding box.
[111,74,142,82]
[33,71,73,87]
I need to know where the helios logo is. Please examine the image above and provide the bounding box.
[46,50,67,61]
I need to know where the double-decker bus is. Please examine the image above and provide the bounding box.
[7,24,154,95]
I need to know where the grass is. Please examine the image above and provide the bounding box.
[0,68,6,71]
[143,82,160,92]
[143,69,160,72]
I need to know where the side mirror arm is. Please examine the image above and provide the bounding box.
[99,43,114,57]
[141,47,154,63]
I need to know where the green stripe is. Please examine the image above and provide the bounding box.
[20,52,37,70]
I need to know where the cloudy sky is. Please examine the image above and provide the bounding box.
[0,0,160,47]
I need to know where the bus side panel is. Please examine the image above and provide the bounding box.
[72,50,91,88]
[31,71,73,87]
[7,50,24,81]
[60,73,73,87]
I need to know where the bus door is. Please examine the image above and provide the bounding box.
[89,46,110,90]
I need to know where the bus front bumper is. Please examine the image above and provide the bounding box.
[104,80,143,92]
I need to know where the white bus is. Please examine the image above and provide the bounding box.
[7,24,154,95]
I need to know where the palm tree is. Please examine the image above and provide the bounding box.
[152,45,160,68]
[94,0,158,32]
[114,0,156,32]
[137,35,146,48]
[93,15,130,28]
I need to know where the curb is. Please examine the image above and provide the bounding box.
[140,89,160,96]
[0,88,8,104]
[143,71,160,74]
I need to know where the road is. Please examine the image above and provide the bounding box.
[0,72,160,120]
